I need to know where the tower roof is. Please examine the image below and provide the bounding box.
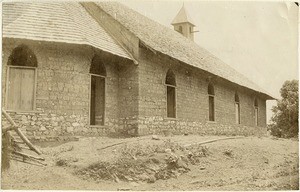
[171,4,195,26]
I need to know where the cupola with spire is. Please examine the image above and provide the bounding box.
[171,4,196,41]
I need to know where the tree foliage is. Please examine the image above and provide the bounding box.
[269,80,298,138]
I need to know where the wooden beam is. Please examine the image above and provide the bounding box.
[183,136,244,148]
[10,156,46,167]
[2,108,42,155]
[2,125,16,132]
[11,150,45,161]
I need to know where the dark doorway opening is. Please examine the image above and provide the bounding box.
[90,55,106,126]
[208,83,215,121]
[167,86,176,118]
[90,75,105,125]
[165,70,176,118]
[209,96,215,121]
[235,93,240,124]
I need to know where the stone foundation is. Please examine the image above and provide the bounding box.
[137,116,267,136]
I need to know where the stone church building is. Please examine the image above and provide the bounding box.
[2,2,274,141]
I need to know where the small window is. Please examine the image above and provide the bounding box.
[235,93,240,124]
[165,70,176,118]
[254,98,258,126]
[7,45,37,111]
[208,83,215,121]
[178,26,183,34]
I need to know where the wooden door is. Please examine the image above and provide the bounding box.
[7,67,35,111]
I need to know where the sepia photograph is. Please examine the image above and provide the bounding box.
[1,0,299,190]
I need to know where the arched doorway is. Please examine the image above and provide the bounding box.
[7,44,37,111]
[90,55,106,126]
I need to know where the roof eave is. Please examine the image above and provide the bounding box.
[171,21,196,27]
[3,36,134,62]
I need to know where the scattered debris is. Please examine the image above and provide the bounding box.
[75,141,209,183]
[152,135,160,140]
[56,159,68,167]
[164,148,172,153]
[223,149,234,158]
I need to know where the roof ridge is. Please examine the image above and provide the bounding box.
[95,2,274,99]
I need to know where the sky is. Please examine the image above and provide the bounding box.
[117,0,299,123]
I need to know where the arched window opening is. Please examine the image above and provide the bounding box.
[235,93,240,124]
[166,69,176,118]
[254,98,259,126]
[208,83,215,121]
[90,55,106,126]
[7,45,37,111]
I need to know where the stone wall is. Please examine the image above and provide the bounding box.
[2,38,135,141]
[2,37,269,141]
[136,47,268,136]
[117,63,139,135]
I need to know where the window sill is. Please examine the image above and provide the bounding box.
[89,125,106,128]
[4,109,40,114]
[207,120,217,124]
[164,117,178,120]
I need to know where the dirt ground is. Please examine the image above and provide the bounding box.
[1,135,299,191]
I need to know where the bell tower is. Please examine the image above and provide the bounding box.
[171,4,196,41]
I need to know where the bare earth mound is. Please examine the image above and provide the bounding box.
[1,136,299,190]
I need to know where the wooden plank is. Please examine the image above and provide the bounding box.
[2,125,16,132]
[2,132,11,170]
[11,150,45,161]
[20,68,35,110]
[183,136,244,148]
[7,68,22,110]
[10,156,45,166]
[2,109,42,155]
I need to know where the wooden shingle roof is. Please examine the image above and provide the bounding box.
[3,2,132,60]
[94,2,274,99]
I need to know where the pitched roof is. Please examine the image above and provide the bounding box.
[171,5,195,26]
[2,2,132,60]
[94,2,274,99]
